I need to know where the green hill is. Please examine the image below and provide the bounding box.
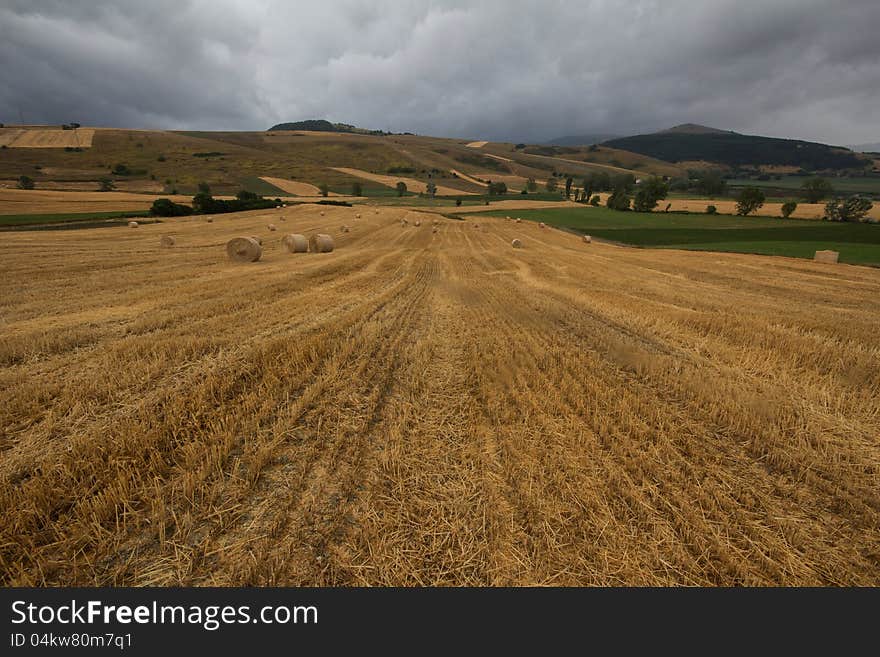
[603,125,866,171]
[268,119,386,135]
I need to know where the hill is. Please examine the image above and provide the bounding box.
[268,119,385,135]
[545,133,621,146]
[603,127,866,171]
[849,142,880,153]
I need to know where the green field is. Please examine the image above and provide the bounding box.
[727,176,880,196]
[0,210,151,227]
[483,206,880,265]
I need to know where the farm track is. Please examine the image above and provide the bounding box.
[0,206,878,585]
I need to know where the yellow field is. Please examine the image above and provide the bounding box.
[0,127,95,148]
[0,189,195,214]
[465,141,489,148]
[260,176,344,197]
[1,205,878,586]
[331,167,476,195]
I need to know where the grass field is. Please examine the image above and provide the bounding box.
[484,206,880,265]
[1,207,878,586]
[728,176,880,196]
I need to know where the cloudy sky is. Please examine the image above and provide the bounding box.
[1,0,878,145]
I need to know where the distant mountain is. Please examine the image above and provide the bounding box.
[849,142,880,153]
[545,133,621,146]
[656,123,732,135]
[602,126,866,170]
[268,119,386,135]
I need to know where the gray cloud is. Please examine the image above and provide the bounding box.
[1,0,878,145]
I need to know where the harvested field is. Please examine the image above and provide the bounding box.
[1,206,879,586]
[260,176,344,197]
[465,141,489,148]
[0,127,95,148]
[331,167,476,196]
[0,189,195,215]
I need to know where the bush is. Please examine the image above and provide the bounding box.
[387,166,415,174]
[98,177,115,192]
[590,195,600,206]
[192,152,224,158]
[319,183,329,198]
[396,182,407,197]
[824,196,873,223]
[456,199,462,206]
[351,182,362,196]
[545,178,557,192]
[488,181,507,195]
[802,177,833,203]
[157,154,166,162]
[151,198,193,216]
[198,182,211,195]
[17,175,35,190]
[736,187,765,216]
[112,163,130,176]
[781,201,797,219]
[606,187,631,211]
[706,205,717,215]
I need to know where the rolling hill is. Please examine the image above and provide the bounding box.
[545,133,621,146]
[603,124,867,170]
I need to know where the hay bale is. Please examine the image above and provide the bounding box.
[320,211,325,216]
[583,235,592,244]
[340,225,350,233]
[356,213,361,219]
[268,223,277,231]
[414,219,422,227]
[511,238,522,248]
[206,217,213,223]
[539,222,546,228]
[128,221,139,228]
[515,218,522,223]
[309,233,335,253]
[282,233,308,253]
[160,235,175,247]
[375,209,380,214]
[432,226,439,233]
[814,250,839,264]
[250,235,262,245]
[226,237,262,262]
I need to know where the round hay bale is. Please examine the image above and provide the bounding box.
[340,225,350,233]
[282,233,308,253]
[226,237,262,262]
[473,223,480,229]
[250,235,263,245]
[320,211,325,216]
[309,233,335,253]
[515,218,522,223]
[128,221,139,228]
[268,223,277,231]
[539,222,546,229]
[583,235,592,244]
[160,235,175,247]
[511,238,522,248]
[432,226,439,234]
[414,219,421,227]
[375,209,380,215]
[206,217,213,223]
[356,213,361,219]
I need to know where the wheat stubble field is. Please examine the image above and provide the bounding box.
[1,205,878,586]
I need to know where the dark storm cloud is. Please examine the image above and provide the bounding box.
[1,0,878,145]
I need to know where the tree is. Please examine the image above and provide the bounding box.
[695,170,726,197]
[802,177,833,203]
[545,177,557,192]
[780,201,797,219]
[236,189,259,201]
[319,183,330,197]
[590,195,600,206]
[488,181,508,195]
[606,185,632,211]
[426,181,436,197]
[527,178,538,193]
[706,205,717,215]
[197,182,211,195]
[112,163,130,176]
[396,181,407,197]
[98,177,115,192]
[565,176,573,198]
[351,182,363,197]
[455,199,462,207]
[151,198,193,217]
[824,196,873,223]
[632,177,669,212]
[17,175,34,190]
[736,187,765,216]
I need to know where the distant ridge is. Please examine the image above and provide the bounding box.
[268,119,386,135]
[849,142,880,153]
[545,133,621,146]
[603,124,866,170]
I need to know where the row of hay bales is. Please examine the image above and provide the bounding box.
[226,233,335,262]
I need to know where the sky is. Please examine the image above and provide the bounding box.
[1,0,878,146]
